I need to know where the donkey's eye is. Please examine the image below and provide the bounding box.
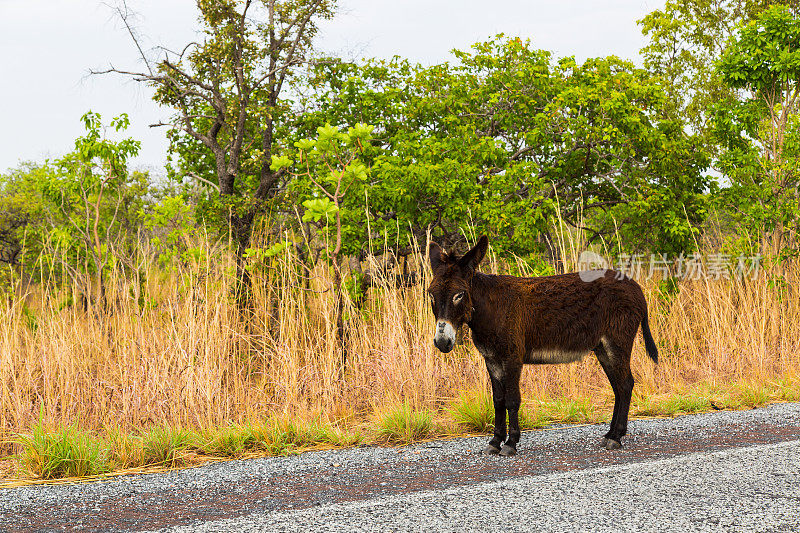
[453,291,465,304]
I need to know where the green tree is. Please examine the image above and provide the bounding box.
[713,5,800,251]
[295,36,710,262]
[41,112,144,310]
[0,163,49,291]
[290,123,373,365]
[638,0,799,141]
[100,0,337,297]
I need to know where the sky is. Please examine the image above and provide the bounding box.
[0,0,663,176]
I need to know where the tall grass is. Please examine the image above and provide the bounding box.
[2,229,799,474]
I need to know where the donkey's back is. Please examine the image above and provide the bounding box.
[475,270,655,365]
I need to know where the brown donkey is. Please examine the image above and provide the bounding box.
[428,236,658,456]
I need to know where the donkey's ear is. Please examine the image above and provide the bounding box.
[429,241,448,270]
[458,235,488,271]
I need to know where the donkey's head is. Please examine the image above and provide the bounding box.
[427,236,488,353]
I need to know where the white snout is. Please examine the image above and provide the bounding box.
[434,320,457,352]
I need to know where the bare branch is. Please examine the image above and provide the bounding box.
[90,65,155,81]
[185,172,221,192]
[254,0,324,91]
[104,0,154,76]
[161,60,217,94]
[156,41,200,62]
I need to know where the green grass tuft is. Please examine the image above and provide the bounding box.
[633,387,716,417]
[448,389,494,432]
[141,426,192,466]
[662,393,712,414]
[195,424,260,457]
[447,393,598,433]
[16,423,109,479]
[376,402,434,444]
[734,382,771,408]
[295,420,363,448]
[105,427,144,470]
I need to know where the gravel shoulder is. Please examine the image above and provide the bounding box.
[2,402,800,532]
[173,440,800,533]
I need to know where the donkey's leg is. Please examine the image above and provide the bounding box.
[594,337,621,448]
[610,335,636,440]
[500,363,523,457]
[597,337,635,450]
[484,358,506,455]
[594,343,620,438]
[615,360,635,438]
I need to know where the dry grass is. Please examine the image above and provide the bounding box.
[2,233,800,478]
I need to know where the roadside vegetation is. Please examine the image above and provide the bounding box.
[3,0,800,481]
[2,237,799,482]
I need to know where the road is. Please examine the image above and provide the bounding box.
[1,403,799,532]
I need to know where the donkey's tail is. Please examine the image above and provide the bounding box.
[641,309,659,364]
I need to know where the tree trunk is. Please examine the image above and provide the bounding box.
[332,254,348,370]
[230,209,255,307]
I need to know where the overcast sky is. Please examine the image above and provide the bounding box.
[1,0,663,176]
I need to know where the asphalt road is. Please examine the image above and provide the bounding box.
[2,403,799,532]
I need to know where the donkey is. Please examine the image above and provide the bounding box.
[428,236,658,456]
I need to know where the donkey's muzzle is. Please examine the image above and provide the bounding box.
[433,320,456,353]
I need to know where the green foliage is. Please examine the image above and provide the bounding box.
[37,112,147,297]
[0,163,51,290]
[143,196,204,268]
[767,274,791,301]
[270,155,292,172]
[292,122,374,259]
[712,5,800,245]
[0,114,151,295]
[718,6,800,93]
[638,0,769,137]
[243,237,293,274]
[301,197,338,223]
[657,276,682,304]
[20,302,37,333]
[154,0,339,247]
[343,270,367,309]
[297,36,710,258]
[640,2,800,253]
[9,4,800,316]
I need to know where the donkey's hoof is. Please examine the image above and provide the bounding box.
[499,444,517,457]
[601,437,622,450]
[483,444,501,455]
